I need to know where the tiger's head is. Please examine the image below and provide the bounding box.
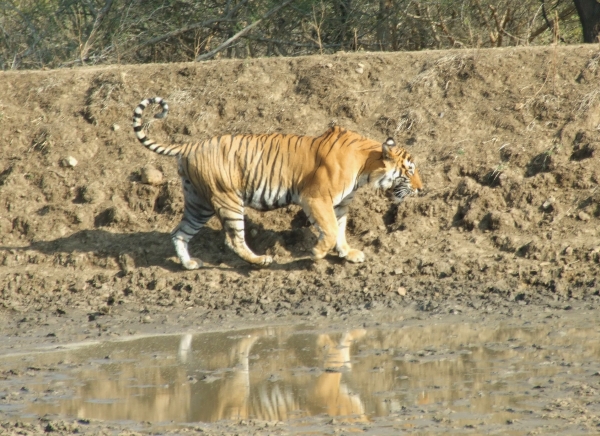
[379,138,423,203]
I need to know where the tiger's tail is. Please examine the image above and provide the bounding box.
[132,97,183,156]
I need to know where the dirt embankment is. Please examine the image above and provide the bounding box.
[0,44,599,343]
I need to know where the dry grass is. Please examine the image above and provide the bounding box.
[409,54,475,91]
[393,110,422,133]
[585,52,600,74]
[28,128,51,153]
[167,89,194,107]
[35,78,64,95]
[376,109,422,137]
[83,74,126,124]
[576,89,600,114]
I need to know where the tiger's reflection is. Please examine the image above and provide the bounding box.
[28,323,587,424]
[198,332,261,421]
[188,328,368,423]
[309,329,367,422]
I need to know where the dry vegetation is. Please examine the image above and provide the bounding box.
[0,0,582,70]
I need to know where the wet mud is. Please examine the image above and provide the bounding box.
[2,310,600,435]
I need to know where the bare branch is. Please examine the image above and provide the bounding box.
[134,18,237,51]
[540,0,554,30]
[133,0,249,52]
[3,0,42,69]
[435,5,459,46]
[80,0,114,62]
[196,0,296,62]
[528,4,576,42]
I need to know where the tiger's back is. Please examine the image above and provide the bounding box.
[179,127,382,212]
[132,97,422,270]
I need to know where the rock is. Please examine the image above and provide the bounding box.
[397,287,407,296]
[564,246,573,256]
[494,234,519,252]
[94,206,129,227]
[140,165,163,185]
[112,124,120,131]
[497,172,508,186]
[81,182,105,204]
[578,211,591,221]
[355,67,364,74]
[542,197,555,210]
[455,177,479,197]
[118,253,136,274]
[487,211,511,231]
[61,156,78,167]
[436,262,453,278]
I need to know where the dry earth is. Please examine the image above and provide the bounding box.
[0,44,600,434]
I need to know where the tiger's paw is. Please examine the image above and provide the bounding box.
[311,248,327,260]
[182,258,203,270]
[345,249,365,263]
[254,255,273,267]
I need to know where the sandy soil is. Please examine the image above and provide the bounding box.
[0,44,599,434]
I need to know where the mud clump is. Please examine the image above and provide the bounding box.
[80,181,105,204]
[140,165,164,186]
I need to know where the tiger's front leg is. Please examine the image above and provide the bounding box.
[334,205,365,263]
[303,198,342,261]
[216,201,273,267]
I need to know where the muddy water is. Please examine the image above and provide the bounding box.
[1,320,600,433]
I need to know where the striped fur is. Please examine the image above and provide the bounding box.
[132,97,423,270]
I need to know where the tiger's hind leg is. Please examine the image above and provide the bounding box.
[334,205,365,263]
[171,179,215,270]
[215,200,273,267]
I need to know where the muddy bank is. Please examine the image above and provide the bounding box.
[0,44,599,434]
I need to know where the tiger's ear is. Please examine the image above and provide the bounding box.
[382,138,396,160]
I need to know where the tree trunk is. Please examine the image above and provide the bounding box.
[377,0,393,50]
[573,0,600,42]
[336,0,352,48]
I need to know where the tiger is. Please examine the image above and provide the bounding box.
[132,97,423,270]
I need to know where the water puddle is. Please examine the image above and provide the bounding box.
[2,320,600,431]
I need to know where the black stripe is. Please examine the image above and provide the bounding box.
[289,136,302,192]
[250,139,265,193]
[185,203,213,218]
[181,142,192,156]
[177,227,196,237]
[217,203,243,216]
[293,135,301,152]
[272,137,288,205]
[225,136,237,191]
[242,135,251,192]
[323,139,336,160]
[262,135,280,205]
